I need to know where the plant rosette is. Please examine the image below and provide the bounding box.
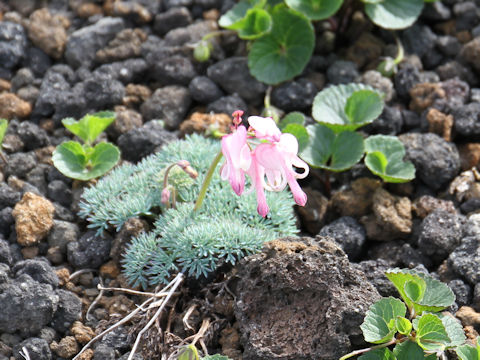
[52,111,120,181]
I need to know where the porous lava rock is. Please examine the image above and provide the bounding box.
[234,236,380,360]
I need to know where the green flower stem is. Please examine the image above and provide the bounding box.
[393,32,404,65]
[339,339,397,360]
[194,150,224,212]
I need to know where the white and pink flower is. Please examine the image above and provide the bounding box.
[221,111,309,217]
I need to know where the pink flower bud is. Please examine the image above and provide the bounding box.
[177,160,198,179]
[161,187,171,205]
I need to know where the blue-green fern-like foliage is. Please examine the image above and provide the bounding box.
[79,134,298,288]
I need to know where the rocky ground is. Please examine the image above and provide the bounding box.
[1,0,480,359]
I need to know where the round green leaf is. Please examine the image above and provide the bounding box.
[248,6,315,85]
[284,0,344,20]
[282,123,309,152]
[392,340,426,360]
[312,83,383,132]
[53,141,120,181]
[279,111,306,130]
[345,90,384,127]
[395,316,412,336]
[364,135,415,183]
[413,313,450,352]
[62,111,116,145]
[360,297,406,344]
[365,0,424,30]
[234,8,273,40]
[358,348,396,360]
[300,124,364,172]
[218,0,251,28]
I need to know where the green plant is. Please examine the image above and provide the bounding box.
[215,0,438,85]
[0,119,9,162]
[79,134,297,288]
[52,111,120,181]
[341,268,467,359]
[285,83,415,183]
[177,345,232,360]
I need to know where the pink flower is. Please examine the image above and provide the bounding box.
[161,187,171,205]
[220,125,251,196]
[253,133,309,209]
[248,116,281,142]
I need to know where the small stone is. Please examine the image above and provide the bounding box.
[448,279,472,307]
[27,8,69,59]
[436,35,462,57]
[67,230,112,269]
[76,3,103,18]
[55,268,70,287]
[71,321,95,345]
[78,348,94,360]
[331,178,382,217]
[12,337,51,360]
[319,216,366,260]
[52,289,82,333]
[96,28,147,63]
[409,83,445,113]
[140,86,191,130]
[0,79,10,92]
[459,143,480,170]
[449,236,480,284]
[78,72,125,111]
[360,188,412,241]
[152,56,197,86]
[206,94,248,116]
[437,60,478,86]
[456,306,480,326]
[0,93,31,119]
[412,195,457,218]
[179,112,231,136]
[107,106,143,139]
[426,108,453,141]
[369,106,403,135]
[110,217,148,264]
[326,60,359,85]
[394,63,422,99]
[50,336,78,358]
[453,102,480,140]
[296,188,328,235]
[100,260,120,279]
[47,246,63,265]
[122,84,151,108]
[403,24,437,59]
[460,37,480,74]
[345,32,384,68]
[360,70,394,102]
[417,210,465,264]
[105,1,152,23]
[14,258,59,287]
[188,76,223,104]
[153,7,192,36]
[93,344,115,360]
[0,21,27,70]
[164,20,216,47]
[400,132,460,190]
[20,246,39,259]
[12,192,55,247]
[47,220,79,255]
[271,78,318,112]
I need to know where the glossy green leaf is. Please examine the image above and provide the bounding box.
[62,111,116,145]
[279,111,306,129]
[232,8,273,39]
[300,124,364,172]
[392,340,425,360]
[248,6,314,85]
[386,269,455,314]
[345,90,384,127]
[312,83,383,132]
[404,279,424,303]
[395,317,412,336]
[365,0,424,30]
[282,123,309,152]
[413,313,450,352]
[360,297,406,344]
[0,119,8,146]
[53,141,120,181]
[218,1,252,28]
[358,348,396,360]
[364,135,415,183]
[284,0,344,20]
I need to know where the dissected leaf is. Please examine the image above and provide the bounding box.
[312,83,383,132]
[279,111,306,129]
[62,111,116,145]
[364,135,415,183]
[284,0,344,20]
[0,119,8,146]
[248,6,314,85]
[360,297,406,344]
[364,0,424,30]
[392,340,425,360]
[413,313,450,352]
[282,123,309,152]
[395,316,412,336]
[300,124,364,172]
[386,268,455,314]
[358,348,396,360]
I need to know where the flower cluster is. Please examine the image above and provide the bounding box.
[221,111,309,217]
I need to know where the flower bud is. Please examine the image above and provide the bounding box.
[177,160,198,179]
[193,41,211,62]
[161,187,171,205]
